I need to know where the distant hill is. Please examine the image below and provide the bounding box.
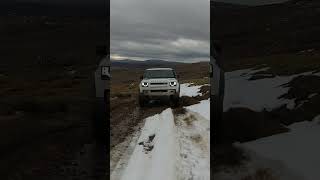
[0,2,106,17]
[285,0,320,7]
[213,0,320,61]
[111,59,182,69]
[287,0,315,4]
[213,1,250,8]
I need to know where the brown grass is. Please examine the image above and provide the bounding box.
[241,168,278,180]
[213,144,249,172]
[190,134,202,143]
[226,53,320,76]
[183,114,197,126]
[222,108,289,143]
[181,77,209,86]
[110,62,209,96]
[173,107,187,115]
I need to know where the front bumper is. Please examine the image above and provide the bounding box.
[142,89,178,96]
[140,87,180,100]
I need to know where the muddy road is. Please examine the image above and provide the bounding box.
[110,84,210,180]
[110,84,209,149]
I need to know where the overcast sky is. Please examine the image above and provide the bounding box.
[111,0,210,63]
[4,0,288,62]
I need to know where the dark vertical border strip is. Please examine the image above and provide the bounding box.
[210,1,214,178]
[106,0,111,179]
[210,0,225,178]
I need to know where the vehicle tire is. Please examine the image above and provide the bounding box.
[139,95,146,107]
[171,95,180,108]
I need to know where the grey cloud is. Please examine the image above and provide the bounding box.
[111,0,210,62]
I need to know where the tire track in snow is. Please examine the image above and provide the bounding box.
[110,107,144,180]
[111,106,210,180]
[111,82,210,180]
[115,108,179,180]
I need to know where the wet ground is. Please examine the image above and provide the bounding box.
[110,85,210,149]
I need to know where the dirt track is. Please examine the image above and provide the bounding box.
[110,85,210,149]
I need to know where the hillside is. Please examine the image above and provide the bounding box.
[213,0,320,64]
[111,59,181,69]
[0,14,108,179]
[0,15,106,70]
[0,2,106,17]
[111,60,209,81]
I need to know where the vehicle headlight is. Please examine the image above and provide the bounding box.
[169,81,177,86]
[141,82,149,87]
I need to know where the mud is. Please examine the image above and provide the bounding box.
[138,134,156,153]
[110,90,209,149]
[183,114,197,126]
[110,96,166,149]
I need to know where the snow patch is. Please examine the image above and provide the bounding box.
[112,84,211,180]
[180,83,202,97]
[185,99,210,121]
[175,109,210,180]
[119,108,178,180]
[239,118,320,180]
[214,146,304,180]
[110,122,143,180]
[224,68,316,112]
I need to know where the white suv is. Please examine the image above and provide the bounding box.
[139,68,180,107]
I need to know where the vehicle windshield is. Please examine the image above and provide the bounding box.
[144,70,176,79]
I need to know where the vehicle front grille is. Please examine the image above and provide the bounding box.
[150,90,167,92]
[150,83,167,85]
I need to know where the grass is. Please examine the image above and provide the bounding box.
[213,144,249,172]
[111,83,138,98]
[222,108,289,143]
[181,77,209,86]
[241,168,278,180]
[183,114,196,126]
[190,134,202,143]
[110,68,141,98]
[173,107,187,115]
[110,61,209,98]
[226,52,320,76]
[110,69,210,99]
[221,52,320,142]
[0,15,106,179]
[0,62,96,173]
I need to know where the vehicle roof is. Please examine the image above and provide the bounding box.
[146,68,173,71]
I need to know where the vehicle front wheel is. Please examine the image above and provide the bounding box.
[139,95,147,107]
[171,95,180,107]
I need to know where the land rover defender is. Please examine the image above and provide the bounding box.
[139,68,180,107]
